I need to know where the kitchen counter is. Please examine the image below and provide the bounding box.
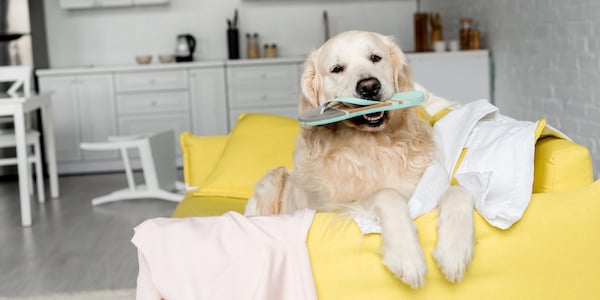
[36,57,306,76]
[36,50,489,76]
[36,60,225,76]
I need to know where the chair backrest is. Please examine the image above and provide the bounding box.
[0,65,32,98]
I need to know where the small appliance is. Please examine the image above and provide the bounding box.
[175,34,196,62]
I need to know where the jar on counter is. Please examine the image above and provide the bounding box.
[264,44,278,58]
[459,18,472,50]
[246,33,260,59]
[468,29,480,50]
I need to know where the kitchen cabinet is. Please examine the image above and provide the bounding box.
[60,0,168,9]
[37,62,226,174]
[60,0,133,9]
[114,69,191,155]
[188,67,228,136]
[408,50,491,104]
[226,59,302,128]
[37,73,117,168]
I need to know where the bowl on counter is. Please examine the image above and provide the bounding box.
[158,54,175,64]
[135,55,153,64]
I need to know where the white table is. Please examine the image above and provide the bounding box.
[0,93,59,226]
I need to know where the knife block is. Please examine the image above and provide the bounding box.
[227,28,240,59]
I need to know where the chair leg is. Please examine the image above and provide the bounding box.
[27,157,34,196]
[120,147,136,191]
[34,138,45,203]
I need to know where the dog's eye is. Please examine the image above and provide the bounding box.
[370,54,382,63]
[331,65,344,74]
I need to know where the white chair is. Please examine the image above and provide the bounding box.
[80,130,184,205]
[0,65,45,203]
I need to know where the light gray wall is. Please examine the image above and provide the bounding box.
[422,0,600,179]
[43,0,416,67]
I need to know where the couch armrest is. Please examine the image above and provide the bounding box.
[533,137,593,193]
[180,132,229,188]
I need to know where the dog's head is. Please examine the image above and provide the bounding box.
[299,31,414,132]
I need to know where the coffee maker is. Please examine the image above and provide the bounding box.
[175,34,196,62]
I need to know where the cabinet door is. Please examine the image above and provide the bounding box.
[189,67,228,135]
[227,64,299,109]
[78,74,118,160]
[38,76,82,162]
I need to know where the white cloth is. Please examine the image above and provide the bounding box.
[132,209,317,300]
[410,99,544,229]
[356,98,553,232]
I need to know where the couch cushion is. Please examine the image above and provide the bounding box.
[180,133,230,189]
[193,113,300,199]
[172,192,247,218]
[308,179,600,299]
[533,137,593,193]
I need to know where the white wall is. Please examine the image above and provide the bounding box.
[422,0,600,179]
[43,0,416,67]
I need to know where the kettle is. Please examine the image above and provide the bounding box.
[175,34,196,62]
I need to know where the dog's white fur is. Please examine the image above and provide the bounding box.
[245,31,475,288]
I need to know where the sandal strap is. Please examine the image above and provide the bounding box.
[319,91,424,115]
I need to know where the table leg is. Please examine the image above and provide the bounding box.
[14,107,32,227]
[41,98,59,198]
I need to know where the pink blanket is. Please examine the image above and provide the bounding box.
[131,209,317,300]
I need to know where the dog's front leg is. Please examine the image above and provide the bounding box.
[245,167,290,215]
[433,185,475,282]
[362,188,426,288]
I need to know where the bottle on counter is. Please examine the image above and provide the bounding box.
[246,33,260,59]
[459,18,472,50]
[468,29,481,50]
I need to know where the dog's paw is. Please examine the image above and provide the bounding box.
[251,167,288,215]
[433,232,474,282]
[381,243,427,288]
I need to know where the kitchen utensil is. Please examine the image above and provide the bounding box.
[175,34,196,62]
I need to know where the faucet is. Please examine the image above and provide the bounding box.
[323,10,330,43]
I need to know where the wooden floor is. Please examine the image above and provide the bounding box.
[0,172,178,297]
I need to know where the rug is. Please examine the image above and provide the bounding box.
[0,289,135,300]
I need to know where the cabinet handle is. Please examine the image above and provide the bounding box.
[260,73,267,79]
[149,79,156,85]
[261,95,268,101]
[151,101,157,106]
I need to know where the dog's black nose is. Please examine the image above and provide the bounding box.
[356,77,381,99]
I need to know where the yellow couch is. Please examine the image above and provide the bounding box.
[173,113,600,299]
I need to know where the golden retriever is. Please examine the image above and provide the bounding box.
[245,30,475,288]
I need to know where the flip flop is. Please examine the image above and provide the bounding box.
[298,90,425,126]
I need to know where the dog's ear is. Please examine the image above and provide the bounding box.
[299,49,324,113]
[387,37,414,92]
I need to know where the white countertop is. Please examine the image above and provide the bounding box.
[36,50,489,76]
